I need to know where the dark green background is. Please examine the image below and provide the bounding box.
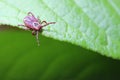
[0,26,120,80]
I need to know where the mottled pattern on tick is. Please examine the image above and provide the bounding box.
[23,14,40,30]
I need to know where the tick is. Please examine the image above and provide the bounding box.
[18,12,56,46]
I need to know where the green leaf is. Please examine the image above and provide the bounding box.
[0,0,120,59]
[0,29,120,80]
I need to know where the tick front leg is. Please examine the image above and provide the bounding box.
[42,22,56,27]
[41,21,47,24]
[47,22,56,24]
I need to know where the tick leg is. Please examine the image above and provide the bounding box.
[41,21,47,24]
[32,30,37,35]
[36,31,40,46]
[18,24,29,30]
[32,30,40,46]
[47,22,56,24]
[28,12,34,16]
[42,22,56,27]
[28,12,38,21]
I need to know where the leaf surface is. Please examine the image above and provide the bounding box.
[0,0,120,59]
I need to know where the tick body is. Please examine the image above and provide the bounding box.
[18,12,56,46]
